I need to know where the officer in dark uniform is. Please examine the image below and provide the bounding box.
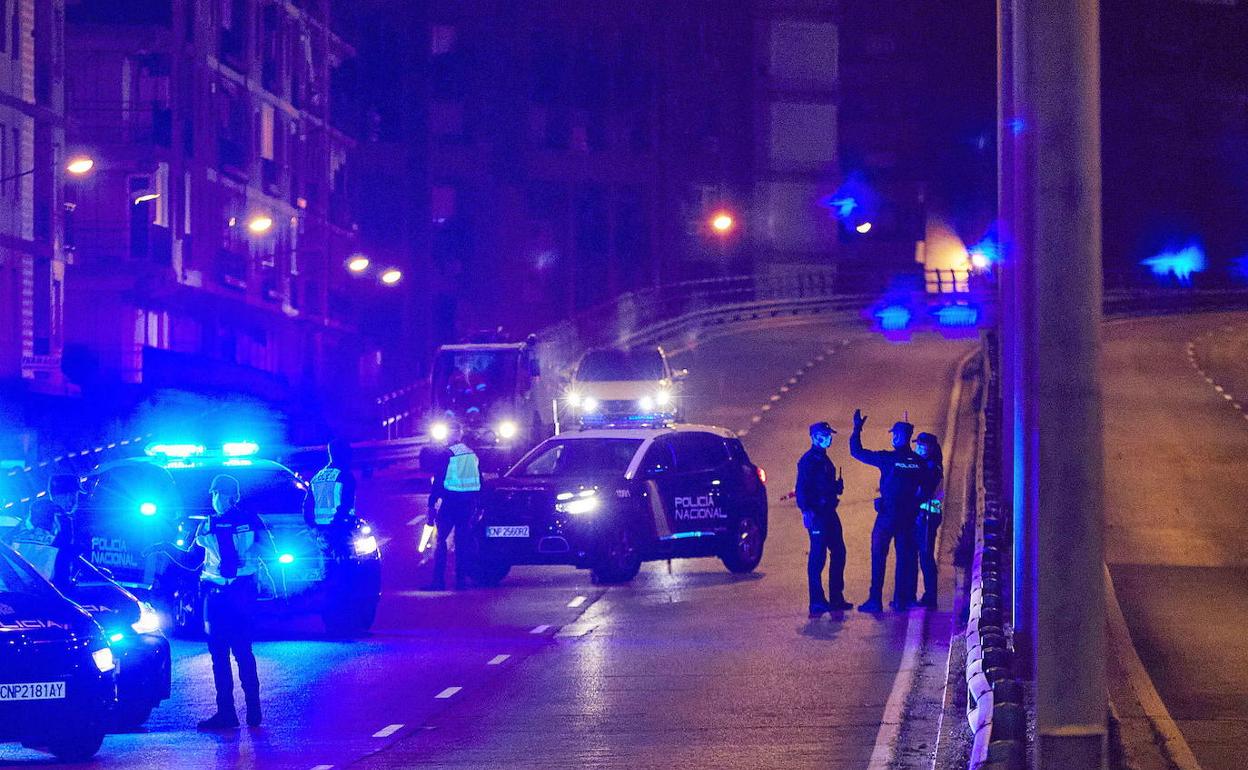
[913,432,944,608]
[423,423,481,591]
[796,421,851,617]
[303,438,359,558]
[150,474,275,729]
[849,409,926,612]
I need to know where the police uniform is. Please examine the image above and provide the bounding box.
[914,443,944,607]
[6,499,75,586]
[194,504,270,723]
[304,462,358,557]
[428,441,481,588]
[850,423,927,609]
[796,445,847,612]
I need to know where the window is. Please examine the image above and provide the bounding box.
[510,439,643,478]
[640,439,676,476]
[671,433,730,474]
[576,349,665,381]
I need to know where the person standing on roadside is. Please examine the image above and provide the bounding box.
[423,423,481,590]
[796,421,851,617]
[849,409,926,612]
[913,432,944,608]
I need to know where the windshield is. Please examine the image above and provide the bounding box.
[576,349,665,381]
[432,350,518,412]
[509,438,643,478]
[84,463,305,520]
[0,544,57,596]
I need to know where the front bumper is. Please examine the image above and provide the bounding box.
[476,513,609,568]
[115,632,171,706]
[0,667,114,743]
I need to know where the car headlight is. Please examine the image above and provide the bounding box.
[555,489,599,515]
[430,421,450,442]
[131,602,162,635]
[278,553,295,564]
[581,397,599,413]
[92,646,116,673]
[638,396,655,411]
[566,392,583,408]
[497,420,518,439]
[655,389,672,407]
[353,534,379,556]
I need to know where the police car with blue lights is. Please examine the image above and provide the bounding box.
[469,424,767,585]
[0,543,116,761]
[75,442,381,636]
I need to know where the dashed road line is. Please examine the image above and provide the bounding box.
[311,764,334,770]
[435,686,462,699]
[488,654,510,665]
[372,724,404,738]
[530,624,550,634]
[567,595,587,608]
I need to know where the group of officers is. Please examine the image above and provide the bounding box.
[796,409,943,617]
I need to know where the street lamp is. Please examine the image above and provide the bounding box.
[855,221,873,234]
[379,268,402,285]
[346,255,370,273]
[710,211,735,234]
[247,215,274,234]
[0,154,96,184]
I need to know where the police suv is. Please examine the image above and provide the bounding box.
[470,424,767,584]
[76,443,381,636]
[0,544,116,761]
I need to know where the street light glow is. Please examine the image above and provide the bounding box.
[66,157,95,175]
[380,269,402,285]
[347,255,371,273]
[856,222,873,234]
[247,215,274,234]
[710,212,735,233]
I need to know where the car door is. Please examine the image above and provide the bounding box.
[666,432,732,536]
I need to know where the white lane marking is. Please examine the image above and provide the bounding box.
[779,386,790,393]
[761,404,772,412]
[311,765,334,770]
[530,624,550,634]
[435,686,462,699]
[738,429,750,437]
[407,514,427,526]
[488,654,510,665]
[788,377,798,385]
[1214,384,1224,393]
[867,605,925,769]
[769,394,781,402]
[1224,393,1234,401]
[1104,567,1203,770]
[567,595,587,608]
[751,415,762,424]
[372,724,404,738]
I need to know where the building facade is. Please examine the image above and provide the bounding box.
[62,0,375,423]
[0,0,69,395]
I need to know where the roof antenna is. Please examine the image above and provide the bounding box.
[903,409,909,422]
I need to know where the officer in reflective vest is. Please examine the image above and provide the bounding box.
[424,424,480,590]
[5,474,81,586]
[303,438,358,557]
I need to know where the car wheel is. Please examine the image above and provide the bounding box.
[721,514,765,574]
[45,724,106,762]
[591,526,641,584]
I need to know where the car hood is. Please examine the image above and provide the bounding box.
[0,590,98,641]
[570,380,667,400]
[489,475,622,495]
[63,580,140,631]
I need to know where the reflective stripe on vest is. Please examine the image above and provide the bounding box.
[444,444,481,492]
[310,467,350,525]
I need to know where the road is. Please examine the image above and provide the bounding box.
[1104,311,1248,770]
[1,322,973,769]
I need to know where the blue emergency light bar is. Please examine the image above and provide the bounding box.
[145,441,260,459]
[223,441,261,457]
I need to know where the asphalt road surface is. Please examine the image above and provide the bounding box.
[1104,311,1248,770]
[1,321,973,769]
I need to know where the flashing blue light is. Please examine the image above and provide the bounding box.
[1142,244,1205,283]
[936,304,980,327]
[222,441,260,457]
[109,632,124,643]
[875,305,912,332]
[278,553,295,565]
[146,443,205,458]
[826,196,858,219]
[1232,255,1248,283]
[139,501,158,516]
[1007,117,1027,135]
[175,538,185,547]
[663,531,714,540]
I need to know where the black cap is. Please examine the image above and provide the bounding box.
[891,421,915,438]
[916,431,938,446]
[47,474,81,496]
[809,421,837,437]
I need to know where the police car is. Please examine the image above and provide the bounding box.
[76,443,381,636]
[470,424,767,584]
[0,544,115,761]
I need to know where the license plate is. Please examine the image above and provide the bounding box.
[0,681,66,701]
[485,526,529,538]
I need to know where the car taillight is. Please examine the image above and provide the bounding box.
[756,466,766,484]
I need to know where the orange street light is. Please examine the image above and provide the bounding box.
[347,255,371,273]
[855,221,873,234]
[66,156,95,175]
[247,215,274,234]
[710,211,735,234]
[380,268,402,285]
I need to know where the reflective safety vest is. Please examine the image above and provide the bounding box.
[9,527,59,582]
[310,467,354,525]
[443,443,481,492]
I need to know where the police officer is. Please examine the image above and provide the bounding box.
[913,432,944,608]
[797,421,851,617]
[303,438,359,557]
[150,475,275,729]
[5,474,80,586]
[424,424,481,590]
[849,409,926,612]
